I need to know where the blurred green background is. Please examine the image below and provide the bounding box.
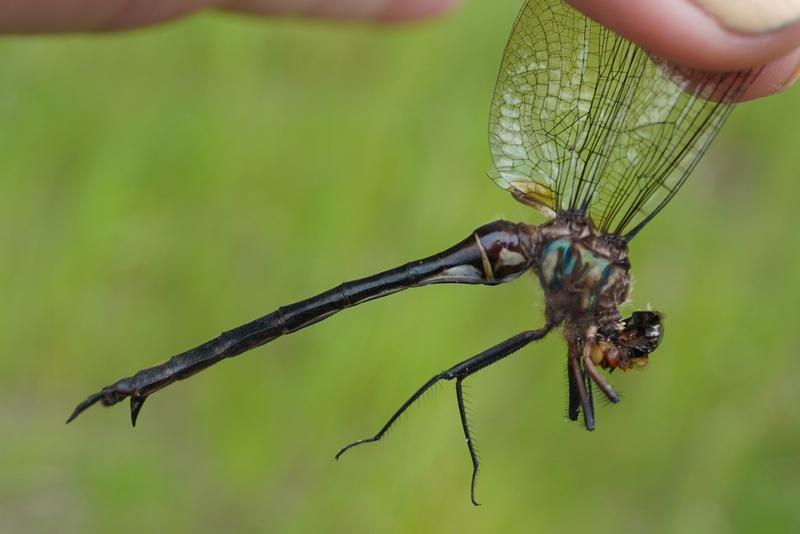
[2,1,799,532]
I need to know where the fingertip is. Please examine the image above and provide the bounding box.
[221,0,460,23]
[740,47,800,100]
[568,0,800,71]
[375,0,462,22]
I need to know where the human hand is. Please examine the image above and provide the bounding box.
[0,0,460,32]
[3,0,797,100]
[569,0,800,99]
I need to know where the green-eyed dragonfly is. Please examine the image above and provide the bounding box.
[68,0,761,505]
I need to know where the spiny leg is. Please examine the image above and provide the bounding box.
[455,377,480,506]
[566,359,580,421]
[568,349,594,431]
[584,361,594,419]
[334,374,442,459]
[336,325,553,504]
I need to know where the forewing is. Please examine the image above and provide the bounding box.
[488,0,758,238]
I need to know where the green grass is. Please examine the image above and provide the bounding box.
[1,3,799,532]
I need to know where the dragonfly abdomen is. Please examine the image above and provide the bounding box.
[67,220,537,425]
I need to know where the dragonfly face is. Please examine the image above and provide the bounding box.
[592,311,664,371]
[69,0,761,506]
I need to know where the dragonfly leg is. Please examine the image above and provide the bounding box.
[584,361,594,422]
[334,373,443,460]
[581,339,620,404]
[568,345,595,431]
[567,359,580,421]
[336,325,553,504]
[455,377,480,506]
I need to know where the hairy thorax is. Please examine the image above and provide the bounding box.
[530,213,631,331]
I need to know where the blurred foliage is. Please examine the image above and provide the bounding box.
[1,2,799,533]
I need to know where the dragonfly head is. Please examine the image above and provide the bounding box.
[591,311,663,371]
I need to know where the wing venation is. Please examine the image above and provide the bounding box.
[488,0,758,238]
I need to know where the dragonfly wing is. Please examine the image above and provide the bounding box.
[488,0,759,238]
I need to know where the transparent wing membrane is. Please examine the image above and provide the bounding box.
[488,0,759,239]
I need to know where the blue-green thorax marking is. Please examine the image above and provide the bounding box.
[539,238,616,311]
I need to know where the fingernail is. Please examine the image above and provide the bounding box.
[692,0,800,33]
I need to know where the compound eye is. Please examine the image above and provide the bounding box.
[644,323,662,346]
[621,311,664,353]
[627,311,662,330]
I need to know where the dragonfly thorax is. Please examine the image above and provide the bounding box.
[532,213,630,329]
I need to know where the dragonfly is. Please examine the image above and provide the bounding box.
[68,0,760,505]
